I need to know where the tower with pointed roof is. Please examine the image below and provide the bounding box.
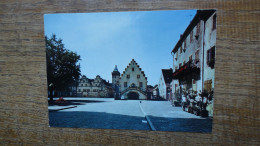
[112,65,120,89]
[112,65,120,99]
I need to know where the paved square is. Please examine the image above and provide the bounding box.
[49,97,212,132]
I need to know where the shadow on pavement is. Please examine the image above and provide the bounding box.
[148,116,212,133]
[49,111,212,133]
[49,111,150,131]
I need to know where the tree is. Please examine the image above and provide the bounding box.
[46,34,81,102]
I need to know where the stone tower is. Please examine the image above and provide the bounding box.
[112,65,120,99]
[112,65,120,87]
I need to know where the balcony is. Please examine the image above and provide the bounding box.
[173,60,200,80]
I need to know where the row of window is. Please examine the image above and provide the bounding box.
[80,84,100,87]
[175,50,200,71]
[126,74,140,79]
[124,82,143,87]
[175,46,215,71]
[176,23,200,60]
[78,89,99,92]
[176,14,216,60]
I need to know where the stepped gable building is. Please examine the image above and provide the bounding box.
[158,69,173,100]
[77,75,113,97]
[170,10,216,106]
[116,59,148,100]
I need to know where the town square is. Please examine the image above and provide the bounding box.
[46,9,216,132]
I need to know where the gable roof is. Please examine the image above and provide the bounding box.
[120,59,147,80]
[162,69,173,84]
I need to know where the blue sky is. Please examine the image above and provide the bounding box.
[44,10,196,86]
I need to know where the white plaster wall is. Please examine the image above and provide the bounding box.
[173,21,204,93]
[203,12,216,89]
[173,21,203,73]
[158,73,166,99]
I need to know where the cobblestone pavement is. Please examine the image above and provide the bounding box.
[49,97,212,132]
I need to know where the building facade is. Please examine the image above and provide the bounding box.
[77,75,113,97]
[158,69,173,100]
[117,59,148,100]
[171,10,216,104]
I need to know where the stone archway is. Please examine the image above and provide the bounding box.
[127,91,139,100]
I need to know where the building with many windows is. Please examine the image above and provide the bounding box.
[158,69,173,100]
[170,10,216,104]
[115,59,148,100]
[77,75,113,97]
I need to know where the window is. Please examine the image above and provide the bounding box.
[137,75,140,78]
[85,84,87,86]
[204,80,212,92]
[190,30,193,43]
[139,82,143,87]
[83,89,86,92]
[189,55,192,61]
[81,84,83,86]
[195,50,200,63]
[213,14,216,30]
[124,82,127,87]
[207,46,215,68]
[87,89,90,92]
[127,75,130,78]
[132,68,134,71]
[78,89,81,92]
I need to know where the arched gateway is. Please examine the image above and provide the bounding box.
[127,91,140,100]
[112,59,148,100]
